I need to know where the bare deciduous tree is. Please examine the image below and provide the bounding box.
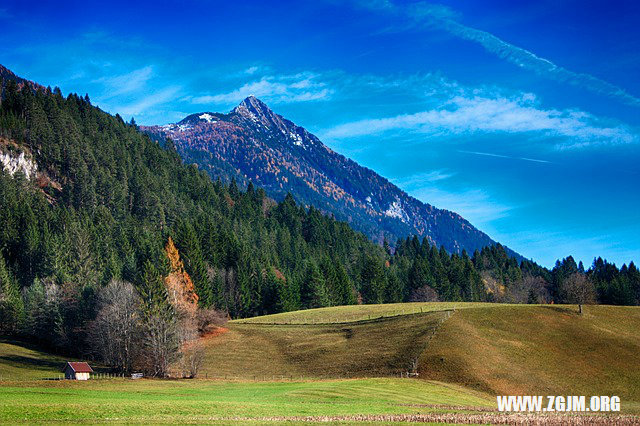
[409,285,439,302]
[507,274,550,304]
[196,308,228,334]
[563,273,596,314]
[140,303,180,377]
[88,280,141,373]
[181,340,206,378]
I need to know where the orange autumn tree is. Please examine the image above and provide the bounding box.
[164,237,199,342]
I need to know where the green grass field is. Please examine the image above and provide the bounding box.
[0,378,496,423]
[0,339,110,381]
[2,302,640,423]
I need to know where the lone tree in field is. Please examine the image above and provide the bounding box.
[563,273,596,314]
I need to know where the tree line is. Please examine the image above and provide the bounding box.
[0,80,638,375]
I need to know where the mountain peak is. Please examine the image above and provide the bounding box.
[240,95,266,107]
[233,95,273,119]
[231,96,293,135]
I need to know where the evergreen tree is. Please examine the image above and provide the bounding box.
[301,261,329,309]
[359,255,386,304]
[0,251,24,334]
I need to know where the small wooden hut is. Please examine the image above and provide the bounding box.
[63,362,93,380]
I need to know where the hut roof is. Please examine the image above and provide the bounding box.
[64,362,94,373]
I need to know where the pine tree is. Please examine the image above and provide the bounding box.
[176,221,213,306]
[334,261,356,305]
[0,251,24,334]
[359,255,386,304]
[301,261,329,309]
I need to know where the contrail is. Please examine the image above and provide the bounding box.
[356,1,640,107]
[458,150,551,164]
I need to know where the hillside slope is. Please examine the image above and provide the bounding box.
[0,340,102,380]
[419,304,640,402]
[142,96,522,259]
[201,311,449,379]
[199,303,640,409]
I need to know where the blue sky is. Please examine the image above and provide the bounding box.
[1,0,639,267]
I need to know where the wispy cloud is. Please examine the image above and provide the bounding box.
[353,1,640,107]
[458,150,551,164]
[392,170,455,188]
[93,66,154,98]
[413,186,514,226]
[322,91,637,149]
[105,86,182,118]
[190,72,333,106]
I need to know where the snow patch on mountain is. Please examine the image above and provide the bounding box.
[199,113,217,123]
[384,199,409,223]
[289,131,303,146]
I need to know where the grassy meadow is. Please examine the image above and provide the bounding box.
[0,378,497,423]
[2,302,640,423]
[206,303,640,413]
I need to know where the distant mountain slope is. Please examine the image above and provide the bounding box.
[0,64,43,94]
[143,96,521,258]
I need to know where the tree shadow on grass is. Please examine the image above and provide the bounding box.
[0,355,63,371]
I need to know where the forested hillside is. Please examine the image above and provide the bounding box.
[0,68,638,374]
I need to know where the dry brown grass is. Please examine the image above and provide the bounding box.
[419,305,640,412]
[200,311,448,379]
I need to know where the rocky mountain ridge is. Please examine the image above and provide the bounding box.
[143,96,522,259]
